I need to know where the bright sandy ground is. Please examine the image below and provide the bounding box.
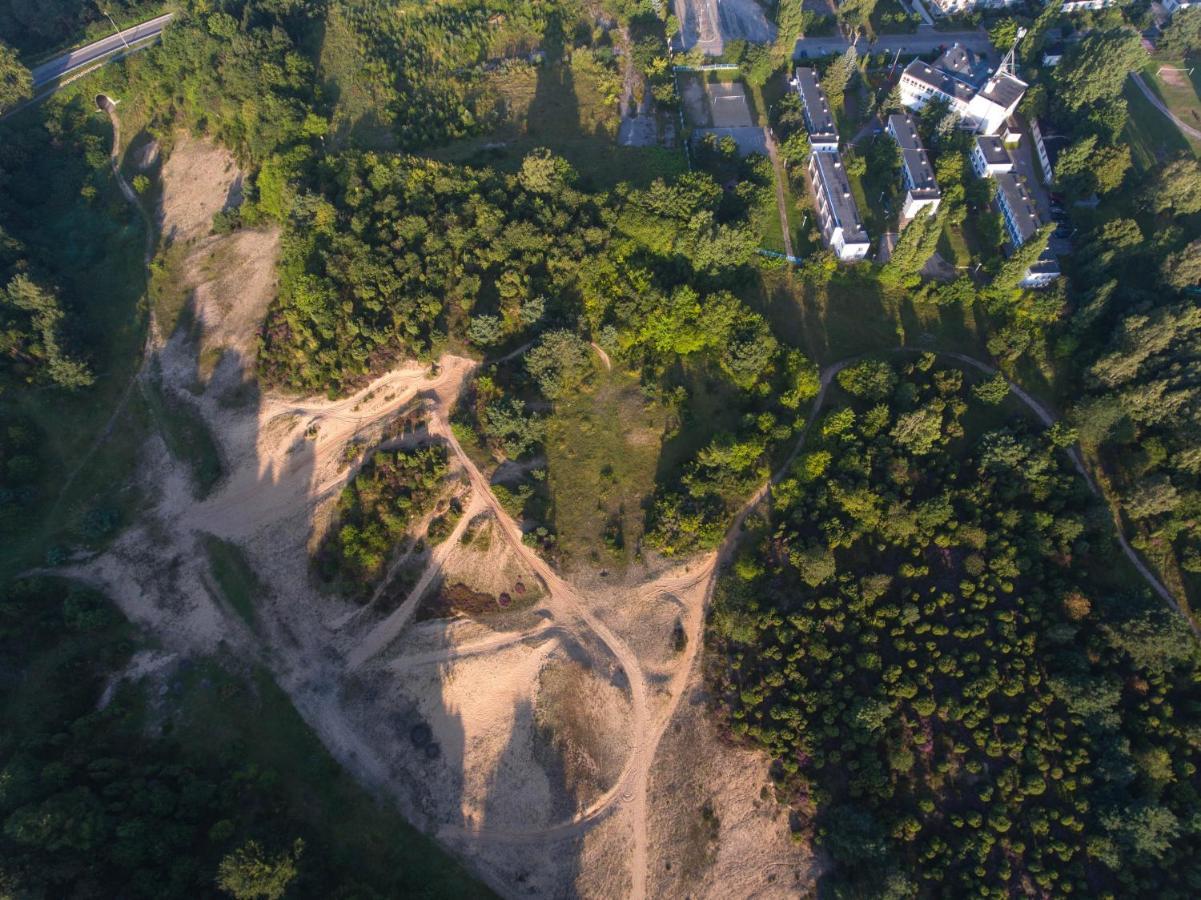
[69,135,814,898]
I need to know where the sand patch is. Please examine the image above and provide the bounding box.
[158,133,243,244]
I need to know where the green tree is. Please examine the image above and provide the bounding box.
[1144,157,1201,216]
[525,330,594,400]
[0,40,31,111]
[1161,238,1201,289]
[217,839,303,900]
[1056,29,1144,112]
[823,48,858,112]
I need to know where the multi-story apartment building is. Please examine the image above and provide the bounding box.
[970,135,1014,177]
[993,172,1060,288]
[886,114,942,220]
[808,151,871,261]
[793,67,839,152]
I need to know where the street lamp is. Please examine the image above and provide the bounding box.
[97,3,131,51]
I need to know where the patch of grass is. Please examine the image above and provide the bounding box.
[1122,76,1196,173]
[1141,59,1201,152]
[749,268,987,366]
[433,59,684,191]
[170,660,494,898]
[201,534,264,628]
[147,242,192,338]
[317,2,401,151]
[544,365,668,569]
[142,363,224,497]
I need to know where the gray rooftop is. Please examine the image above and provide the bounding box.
[975,135,1011,166]
[977,72,1027,111]
[902,58,976,104]
[794,67,839,143]
[812,151,869,245]
[935,44,990,87]
[994,172,1042,244]
[888,114,940,198]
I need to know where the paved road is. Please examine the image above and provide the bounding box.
[794,27,993,60]
[1130,72,1201,142]
[30,12,175,88]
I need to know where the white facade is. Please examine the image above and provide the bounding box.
[971,136,1013,177]
[886,114,942,221]
[1164,0,1193,12]
[898,47,1027,136]
[809,152,871,261]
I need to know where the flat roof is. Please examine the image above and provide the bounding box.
[812,151,869,244]
[794,67,839,143]
[901,58,976,104]
[976,72,1027,111]
[975,135,1011,165]
[888,114,940,198]
[994,172,1042,243]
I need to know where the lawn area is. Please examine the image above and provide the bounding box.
[1141,58,1201,150]
[1122,75,1198,173]
[317,1,401,150]
[749,268,989,366]
[432,57,686,190]
[544,364,668,569]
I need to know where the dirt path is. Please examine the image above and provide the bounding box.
[590,341,612,371]
[48,99,157,519]
[1130,73,1201,143]
[764,133,795,260]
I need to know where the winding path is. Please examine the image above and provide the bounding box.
[376,346,1191,896]
[1130,72,1201,143]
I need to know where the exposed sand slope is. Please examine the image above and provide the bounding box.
[68,135,819,900]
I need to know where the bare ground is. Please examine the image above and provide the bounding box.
[68,135,820,899]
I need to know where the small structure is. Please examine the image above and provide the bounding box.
[808,151,871,261]
[1041,44,1066,66]
[886,114,941,221]
[793,67,840,153]
[971,135,1013,177]
[1164,0,1194,12]
[898,44,1027,135]
[1059,0,1118,10]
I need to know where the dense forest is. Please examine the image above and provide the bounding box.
[0,577,491,898]
[711,357,1201,896]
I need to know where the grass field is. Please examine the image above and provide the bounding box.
[1123,75,1199,172]
[544,364,668,569]
[1141,58,1201,148]
[433,57,685,190]
[750,268,989,366]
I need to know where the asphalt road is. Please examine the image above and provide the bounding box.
[30,12,175,88]
[793,27,994,61]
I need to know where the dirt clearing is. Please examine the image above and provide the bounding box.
[69,128,818,900]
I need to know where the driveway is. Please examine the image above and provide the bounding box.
[793,27,994,62]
